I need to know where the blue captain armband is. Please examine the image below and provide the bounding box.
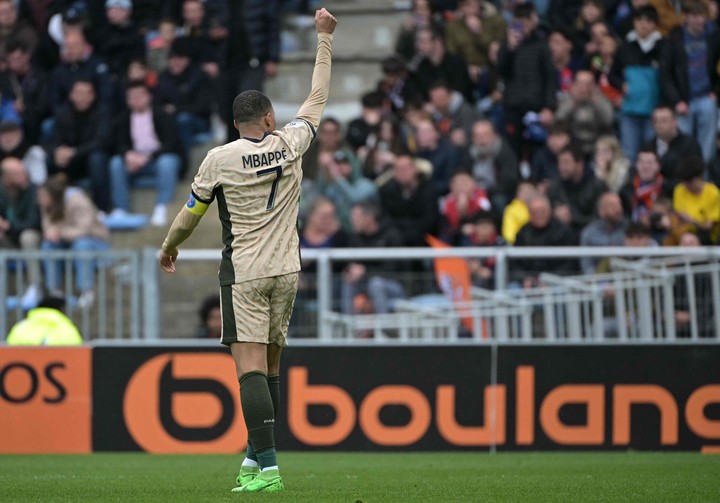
[186,193,209,216]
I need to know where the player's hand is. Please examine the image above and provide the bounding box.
[159,247,178,273]
[315,8,337,34]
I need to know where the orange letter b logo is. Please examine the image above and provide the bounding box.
[123,353,246,453]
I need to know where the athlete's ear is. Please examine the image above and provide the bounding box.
[233,120,240,131]
[264,112,273,130]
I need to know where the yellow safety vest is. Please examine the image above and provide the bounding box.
[6,308,83,346]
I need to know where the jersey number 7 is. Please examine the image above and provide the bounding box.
[257,165,283,211]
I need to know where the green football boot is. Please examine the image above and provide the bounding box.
[234,465,259,489]
[232,469,284,493]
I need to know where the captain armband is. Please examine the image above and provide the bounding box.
[185,193,210,216]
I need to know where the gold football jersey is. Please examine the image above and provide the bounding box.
[191,120,315,285]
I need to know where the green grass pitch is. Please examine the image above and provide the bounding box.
[1,452,718,502]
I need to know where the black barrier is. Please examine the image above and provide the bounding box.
[92,345,720,452]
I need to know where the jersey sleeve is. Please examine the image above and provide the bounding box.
[276,119,316,157]
[188,152,217,215]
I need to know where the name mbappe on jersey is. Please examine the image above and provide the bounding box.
[242,149,289,169]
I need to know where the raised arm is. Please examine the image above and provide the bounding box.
[296,8,337,128]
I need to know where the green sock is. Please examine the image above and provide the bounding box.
[245,441,258,463]
[239,372,276,469]
[256,446,278,471]
[246,375,278,463]
[268,374,280,417]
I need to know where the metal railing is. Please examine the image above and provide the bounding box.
[168,247,720,343]
[2,247,719,343]
[0,249,150,340]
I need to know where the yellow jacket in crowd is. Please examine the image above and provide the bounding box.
[6,307,83,346]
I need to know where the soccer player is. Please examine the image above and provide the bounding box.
[158,8,337,493]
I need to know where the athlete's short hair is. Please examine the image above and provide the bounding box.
[233,90,273,123]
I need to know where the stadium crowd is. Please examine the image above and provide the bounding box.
[296,0,720,318]
[0,0,718,318]
[0,0,286,306]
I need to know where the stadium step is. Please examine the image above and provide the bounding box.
[273,2,407,124]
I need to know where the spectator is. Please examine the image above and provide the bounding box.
[48,29,114,115]
[300,197,349,251]
[590,33,623,108]
[555,70,615,157]
[459,210,504,289]
[146,17,178,74]
[342,202,406,317]
[121,57,158,92]
[573,0,606,57]
[583,20,611,60]
[0,121,46,185]
[513,194,578,288]
[643,105,703,184]
[474,39,504,131]
[530,121,571,185]
[622,220,657,247]
[609,5,664,162]
[497,3,557,159]
[594,221,658,273]
[19,0,51,32]
[673,231,715,337]
[548,26,581,97]
[647,197,685,245]
[96,0,145,80]
[395,0,434,63]
[362,116,407,182]
[4,38,50,142]
[108,81,182,226]
[445,0,507,87]
[427,79,479,148]
[547,145,609,232]
[196,294,221,339]
[462,119,519,212]
[660,0,720,163]
[502,180,537,244]
[225,0,279,140]
[37,4,91,75]
[399,98,430,150]
[6,295,83,346]
[548,0,586,27]
[619,147,673,223]
[0,156,41,305]
[413,26,475,104]
[164,0,230,24]
[176,0,227,70]
[0,0,38,59]
[439,171,491,244]
[345,91,385,158]
[37,174,110,307]
[376,54,421,115]
[234,0,277,91]
[297,197,348,317]
[46,79,111,212]
[673,155,720,244]
[415,118,463,195]
[302,117,353,182]
[154,37,213,161]
[591,135,630,192]
[379,154,439,246]
[580,191,627,274]
[316,150,378,232]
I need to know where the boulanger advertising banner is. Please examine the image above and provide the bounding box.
[1,345,718,452]
[0,347,92,453]
[90,345,720,453]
